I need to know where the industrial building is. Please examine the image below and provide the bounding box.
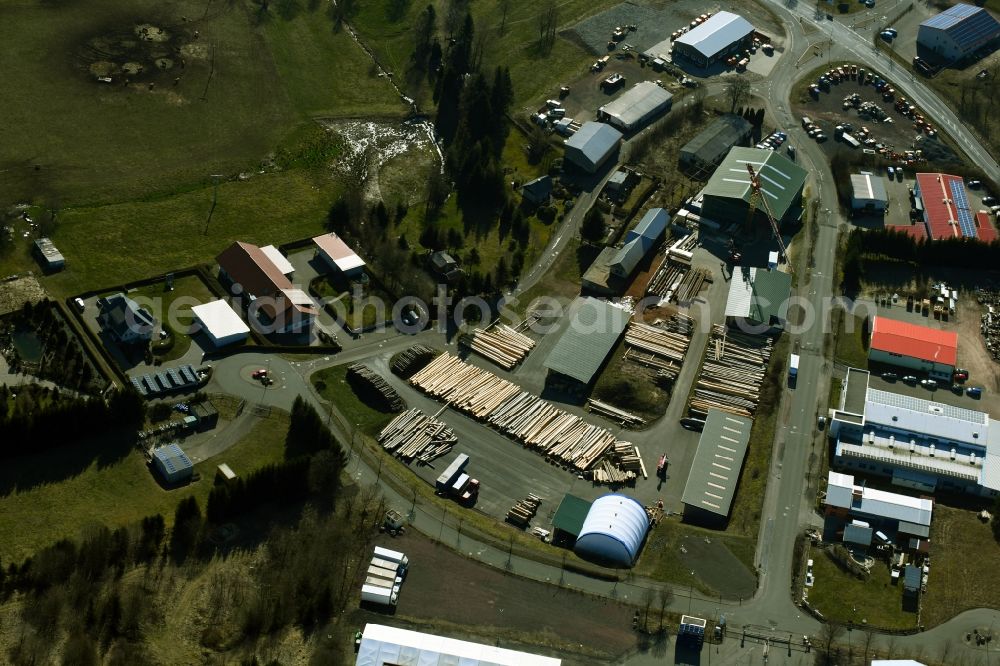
[679,114,753,177]
[912,173,993,240]
[597,81,673,133]
[580,247,619,296]
[98,293,155,344]
[610,207,668,278]
[829,368,1000,497]
[543,297,630,385]
[868,315,958,381]
[563,121,623,173]
[918,4,1000,63]
[355,624,561,666]
[701,147,807,225]
[152,443,194,484]
[551,494,592,545]
[191,299,250,347]
[573,494,649,567]
[850,172,889,213]
[681,409,753,526]
[724,266,792,332]
[312,232,366,278]
[217,241,317,334]
[33,238,65,271]
[824,471,934,548]
[672,11,755,67]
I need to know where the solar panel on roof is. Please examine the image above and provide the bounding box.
[131,377,147,395]
[948,180,977,238]
[156,373,169,390]
[180,366,196,383]
[143,374,158,393]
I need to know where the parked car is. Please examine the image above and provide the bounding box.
[969,180,983,189]
[982,196,997,206]
[818,415,827,430]
[920,378,938,389]
[902,375,918,384]
[887,166,895,177]
[73,297,86,312]
[882,372,898,381]
[251,368,268,379]
[967,387,983,398]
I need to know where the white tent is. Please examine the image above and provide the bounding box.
[356,624,561,666]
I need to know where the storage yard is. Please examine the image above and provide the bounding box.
[459,320,537,370]
[687,325,774,418]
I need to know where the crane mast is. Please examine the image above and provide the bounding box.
[745,162,788,263]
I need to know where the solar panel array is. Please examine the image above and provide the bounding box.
[868,388,985,424]
[130,365,200,399]
[923,2,980,30]
[948,179,976,238]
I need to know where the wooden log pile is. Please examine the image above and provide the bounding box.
[676,268,711,303]
[378,408,457,463]
[391,345,437,378]
[460,322,536,370]
[506,494,542,527]
[624,317,692,364]
[586,398,645,427]
[646,255,687,299]
[688,324,773,418]
[408,353,636,475]
[347,363,405,412]
[591,459,636,485]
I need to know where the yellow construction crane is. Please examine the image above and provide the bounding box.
[745,162,789,264]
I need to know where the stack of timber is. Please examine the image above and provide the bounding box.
[586,398,645,427]
[675,268,712,303]
[460,322,536,370]
[611,441,647,479]
[506,494,542,528]
[646,255,688,300]
[591,459,636,485]
[378,408,457,463]
[409,353,636,477]
[347,363,405,412]
[624,317,692,369]
[391,345,438,378]
[688,324,773,418]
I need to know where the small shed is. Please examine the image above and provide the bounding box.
[312,232,366,277]
[903,564,922,595]
[430,251,462,281]
[191,299,250,347]
[551,494,592,544]
[191,401,219,431]
[33,238,65,272]
[521,175,553,205]
[215,463,237,485]
[152,443,194,484]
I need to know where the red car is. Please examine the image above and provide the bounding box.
[251,368,268,379]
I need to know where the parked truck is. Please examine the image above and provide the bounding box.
[367,564,403,585]
[373,546,409,572]
[360,583,398,607]
[435,454,481,504]
[678,615,707,647]
[789,353,800,383]
[364,576,401,592]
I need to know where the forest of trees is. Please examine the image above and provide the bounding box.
[0,398,370,665]
[4,300,102,393]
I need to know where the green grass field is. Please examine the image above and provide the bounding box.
[0,412,289,563]
[834,312,869,369]
[807,550,917,630]
[311,364,397,436]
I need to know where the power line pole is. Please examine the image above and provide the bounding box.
[204,174,222,235]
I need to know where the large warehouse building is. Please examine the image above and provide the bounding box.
[851,172,888,213]
[918,3,1000,63]
[829,368,1000,497]
[191,299,251,347]
[356,624,561,666]
[597,81,672,133]
[912,172,995,240]
[573,494,649,567]
[681,409,753,526]
[868,315,957,381]
[724,266,792,332]
[673,11,755,67]
[543,297,630,386]
[563,122,623,173]
[701,147,807,226]
[679,113,753,177]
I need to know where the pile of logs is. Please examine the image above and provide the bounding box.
[611,441,647,479]
[347,363,405,412]
[506,494,542,528]
[408,353,638,476]
[688,324,773,418]
[460,322,536,370]
[378,408,457,463]
[586,398,645,427]
[646,256,687,300]
[676,268,711,303]
[391,345,437,378]
[591,459,637,485]
[646,234,702,300]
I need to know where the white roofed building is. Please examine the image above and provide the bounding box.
[573,494,649,567]
[192,300,251,347]
[563,122,623,173]
[673,11,755,67]
[313,232,366,277]
[598,81,672,133]
[850,173,888,212]
[824,471,934,541]
[355,624,561,666]
[260,245,295,277]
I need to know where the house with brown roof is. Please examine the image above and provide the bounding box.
[216,241,317,334]
[313,233,366,277]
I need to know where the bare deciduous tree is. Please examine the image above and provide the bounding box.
[725,76,751,114]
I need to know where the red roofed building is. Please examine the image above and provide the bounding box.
[890,224,927,241]
[976,211,997,243]
[216,241,317,334]
[913,172,989,241]
[313,233,366,277]
[868,315,958,380]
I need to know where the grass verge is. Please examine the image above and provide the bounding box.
[0,412,289,563]
[807,548,918,630]
[834,311,869,369]
[311,364,397,436]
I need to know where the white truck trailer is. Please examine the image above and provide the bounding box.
[361,583,398,607]
[367,564,403,584]
[373,546,409,571]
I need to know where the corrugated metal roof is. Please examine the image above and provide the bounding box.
[552,494,592,537]
[153,443,193,474]
[844,523,873,545]
[904,564,921,591]
[681,409,752,517]
[575,494,649,566]
[724,266,792,326]
[564,122,623,168]
[598,81,672,129]
[866,388,985,446]
[680,114,753,165]
[824,470,934,526]
[674,11,755,59]
[610,238,646,275]
[703,147,807,221]
[897,520,930,538]
[851,173,888,203]
[312,233,366,272]
[627,208,668,244]
[543,297,630,384]
[869,315,958,366]
[921,3,1000,50]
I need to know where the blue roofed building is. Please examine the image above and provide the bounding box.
[609,208,668,279]
[563,122,622,174]
[152,443,194,484]
[918,4,1000,62]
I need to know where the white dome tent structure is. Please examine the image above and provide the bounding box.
[573,494,649,567]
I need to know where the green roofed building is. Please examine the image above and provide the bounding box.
[543,297,630,386]
[701,147,806,225]
[552,494,592,544]
[681,409,753,526]
[725,266,792,333]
